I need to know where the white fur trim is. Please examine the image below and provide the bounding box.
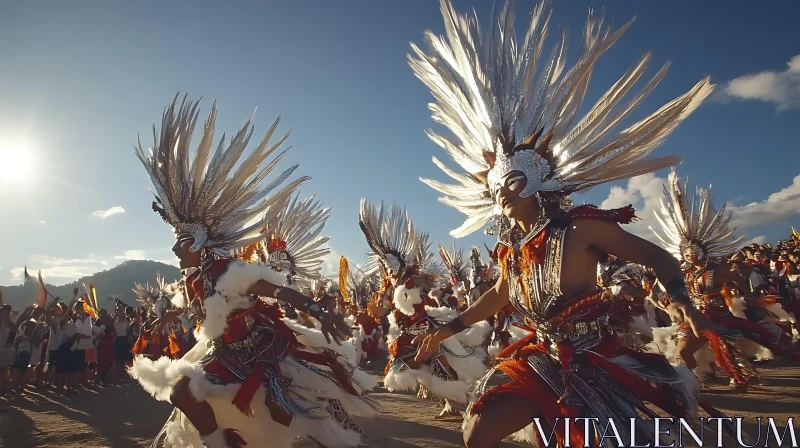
[170,290,186,309]
[385,312,402,346]
[393,285,423,316]
[196,261,286,341]
[424,305,458,321]
[129,355,238,403]
[281,318,379,393]
[214,259,287,298]
[458,319,492,348]
[161,389,295,448]
[739,337,774,361]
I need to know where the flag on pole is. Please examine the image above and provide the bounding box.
[36,271,48,307]
[89,283,99,311]
[81,292,97,319]
[24,266,32,281]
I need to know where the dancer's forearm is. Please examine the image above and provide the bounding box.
[249,280,320,313]
[442,278,508,338]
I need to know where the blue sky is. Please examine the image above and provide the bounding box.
[1,1,799,285]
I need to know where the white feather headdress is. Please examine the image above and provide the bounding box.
[132,272,169,305]
[256,194,332,283]
[359,199,421,279]
[650,169,743,261]
[412,0,714,237]
[438,242,469,285]
[135,93,308,255]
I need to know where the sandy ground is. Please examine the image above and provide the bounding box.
[1,357,798,448]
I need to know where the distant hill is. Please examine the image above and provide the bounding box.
[0,260,181,311]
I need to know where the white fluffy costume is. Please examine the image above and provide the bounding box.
[130,95,376,448]
[358,199,491,403]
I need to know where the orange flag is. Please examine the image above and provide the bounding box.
[36,271,48,307]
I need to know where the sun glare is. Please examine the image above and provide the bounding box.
[0,146,31,181]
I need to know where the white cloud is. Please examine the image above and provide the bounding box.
[727,174,800,230]
[320,251,340,277]
[42,258,108,266]
[92,206,126,219]
[39,221,47,224]
[743,236,767,246]
[718,54,800,110]
[599,173,666,239]
[9,264,94,281]
[115,250,147,260]
[599,172,800,245]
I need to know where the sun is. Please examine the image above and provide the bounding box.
[0,146,31,181]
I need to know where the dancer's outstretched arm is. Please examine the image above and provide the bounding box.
[413,276,509,362]
[583,219,709,337]
[249,280,351,344]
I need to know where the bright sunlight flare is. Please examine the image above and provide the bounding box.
[0,146,31,181]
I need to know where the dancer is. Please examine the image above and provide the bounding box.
[339,257,383,364]
[650,169,800,390]
[439,242,474,311]
[596,255,660,343]
[408,0,717,445]
[359,199,490,420]
[467,247,495,307]
[130,95,375,448]
[131,275,174,360]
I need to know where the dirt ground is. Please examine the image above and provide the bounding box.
[1,357,798,448]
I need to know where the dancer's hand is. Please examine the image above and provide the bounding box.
[318,313,351,345]
[667,302,710,338]
[412,327,450,363]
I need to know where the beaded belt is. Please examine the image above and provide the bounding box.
[538,314,610,344]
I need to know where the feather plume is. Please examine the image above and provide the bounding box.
[650,169,744,260]
[411,0,713,237]
[256,193,331,282]
[135,93,308,255]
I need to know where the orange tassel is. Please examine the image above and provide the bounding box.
[232,363,263,416]
[168,331,181,358]
[131,335,147,355]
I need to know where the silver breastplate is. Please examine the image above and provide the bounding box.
[505,223,568,328]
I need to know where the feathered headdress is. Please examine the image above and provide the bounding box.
[135,93,309,256]
[296,277,331,296]
[359,199,421,282]
[468,246,488,286]
[438,242,469,285]
[256,194,332,283]
[132,272,169,305]
[650,169,743,261]
[412,0,714,237]
[415,232,448,283]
